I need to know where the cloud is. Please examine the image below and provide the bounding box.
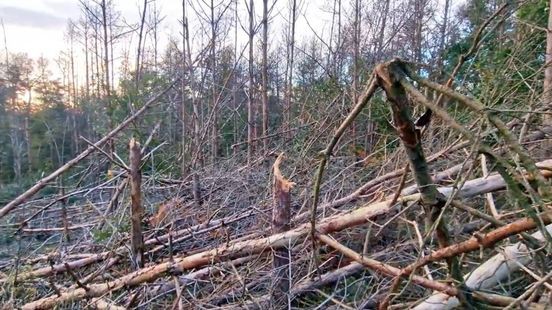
[0,6,66,29]
[42,0,80,18]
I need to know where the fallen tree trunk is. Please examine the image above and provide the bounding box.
[22,195,410,309]
[21,160,552,309]
[414,224,552,310]
[402,125,552,197]
[3,211,255,284]
[437,159,552,198]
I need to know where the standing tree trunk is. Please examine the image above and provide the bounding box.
[284,0,296,141]
[261,0,269,153]
[25,87,32,175]
[232,0,239,154]
[135,0,148,89]
[101,0,113,155]
[129,138,144,269]
[412,0,424,65]
[210,0,218,161]
[351,0,361,146]
[151,1,159,68]
[93,16,101,98]
[247,0,255,165]
[82,16,90,100]
[183,0,202,207]
[544,0,552,153]
[374,0,388,63]
[437,0,450,76]
[180,0,187,177]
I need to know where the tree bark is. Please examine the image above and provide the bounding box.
[180,0,187,176]
[375,60,468,305]
[129,138,144,269]
[210,0,218,161]
[247,0,255,165]
[351,0,361,146]
[271,153,294,306]
[100,0,113,155]
[543,0,552,152]
[284,0,296,141]
[261,0,269,153]
[182,0,202,206]
[135,0,148,88]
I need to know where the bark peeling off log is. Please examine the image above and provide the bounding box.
[414,224,552,310]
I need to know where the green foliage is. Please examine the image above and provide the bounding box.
[92,227,113,243]
[441,0,548,114]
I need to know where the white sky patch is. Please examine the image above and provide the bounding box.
[0,0,459,83]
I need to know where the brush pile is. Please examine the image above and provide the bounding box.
[1,58,552,310]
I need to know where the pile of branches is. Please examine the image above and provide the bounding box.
[3,2,552,301]
[0,56,551,310]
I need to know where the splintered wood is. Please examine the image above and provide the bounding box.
[271,153,295,306]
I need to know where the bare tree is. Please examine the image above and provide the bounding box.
[100,0,113,155]
[261,0,269,153]
[65,21,80,154]
[183,0,202,207]
[247,0,255,165]
[351,0,361,145]
[544,0,552,148]
[437,0,451,76]
[135,0,148,88]
[181,0,188,177]
[283,0,297,140]
[210,0,219,161]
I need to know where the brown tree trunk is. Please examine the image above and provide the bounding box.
[101,0,113,155]
[129,138,144,269]
[271,153,294,306]
[135,0,147,88]
[183,0,201,206]
[351,0,361,146]
[69,24,79,154]
[233,0,239,154]
[261,0,269,153]
[25,89,32,175]
[544,0,552,152]
[83,17,90,100]
[375,60,469,306]
[210,0,218,161]
[374,0,389,62]
[181,0,187,177]
[284,0,296,141]
[247,0,255,165]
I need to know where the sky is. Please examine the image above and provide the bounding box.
[0,0,454,82]
[0,0,332,80]
[1,0,80,59]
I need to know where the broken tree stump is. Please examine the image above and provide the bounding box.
[129,138,144,269]
[271,153,295,307]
